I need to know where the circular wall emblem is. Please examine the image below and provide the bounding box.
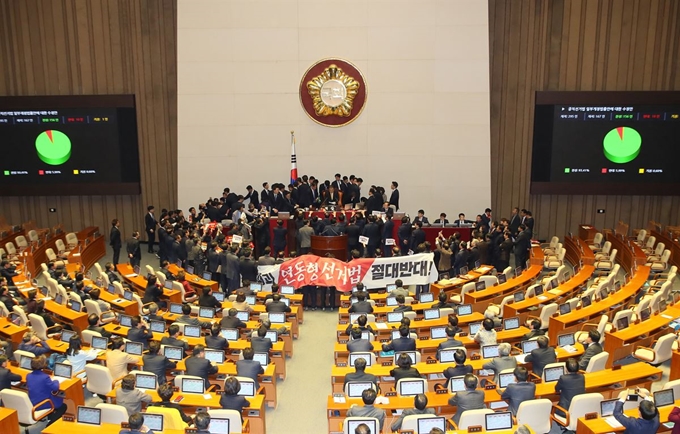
[299,59,367,127]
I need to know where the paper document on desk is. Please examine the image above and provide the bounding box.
[125,274,137,278]
[203,393,212,400]
[515,354,528,364]
[374,323,388,330]
[333,394,346,403]
[53,376,68,384]
[548,289,562,295]
[562,345,578,353]
[538,295,548,300]
[604,416,623,428]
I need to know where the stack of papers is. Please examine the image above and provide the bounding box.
[604,416,623,428]
[562,345,578,353]
[537,295,548,301]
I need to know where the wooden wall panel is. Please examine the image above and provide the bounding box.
[0,0,177,240]
[489,0,680,239]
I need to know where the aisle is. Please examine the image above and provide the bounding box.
[266,309,338,434]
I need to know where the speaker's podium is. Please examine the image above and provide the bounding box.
[311,235,348,261]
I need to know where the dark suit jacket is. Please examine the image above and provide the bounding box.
[236,359,264,388]
[555,372,585,412]
[347,339,374,353]
[110,226,122,249]
[126,237,141,260]
[245,190,259,208]
[348,301,373,314]
[388,189,399,209]
[142,354,176,382]
[448,390,486,425]
[410,228,426,251]
[185,355,218,387]
[207,249,220,274]
[219,394,249,421]
[393,305,413,312]
[0,366,22,392]
[239,258,258,282]
[389,367,421,382]
[443,364,473,379]
[205,335,228,351]
[88,324,112,338]
[220,316,246,329]
[127,327,153,349]
[578,342,603,370]
[382,337,416,352]
[160,336,189,356]
[437,338,464,351]
[250,336,272,353]
[145,213,157,232]
[344,371,378,388]
[514,230,531,256]
[524,346,556,376]
[198,294,221,309]
[508,214,520,234]
[362,223,381,246]
[501,381,536,415]
[266,301,291,313]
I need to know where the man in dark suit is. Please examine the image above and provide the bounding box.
[250,326,273,353]
[185,345,218,389]
[239,249,258,283]
[442,349,473,381]
[448,374,486,425]
[433,213,449,226]
[388,181,399,210]
[297,176,313,208]
[514,224,531,268]
[206,242,220,285]
[220,308,247,329]
[348,292,373,314]
[142,341,176,383]
[391,394,436,431]
[613,388,660,433]
[381,325,416,352]
[413,209,430,227]
[343,357,378,389]
[176,304,211,329]
[260,182,272,208]
[409,221,426,252]
[392,294,413,313]
[127,316,153,350]
[0,354,21,393]
[205,324,228,351]
[555,358,585,417]
[198,287,221,309]
[110,218,122,266]
[453,213,473,227]
[578,330,603,370]
[87,313,113,338]
[265,294,291,313]
[120,412,156,434]
[508,207,521,235]
[361,215,381,257]
[236,347,265,389]
[524,336,556,377]
[145,205,157,254]
[126,231,141,267]
[245,185,259,209]
[499,367,536,415]
[148,383,194,426]
[225,246,241,294]
[347,327,374,353]
[437,326,464,353]
[160,324,190,357]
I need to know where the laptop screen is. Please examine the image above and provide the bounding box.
[430,327,447,339]
[265,331,278,342]
[600,398,618,416]
[55,294,63,305]
[221,328,239,341]
[204,349,225,364]
[149,320,165,333]
[503,317,520,330]
[558,333,575,347]
[249,283,262,292]
[143,414,164,432]
[482,345,500,359]
[108,284,116,294]
[202,272,212,281]
[475,260,481,269]
[349,313,362,324]
[119,314,133,328]
[184,325,201,338]
[459,266,468,276]
[449,376,466,392]
[133,265,141,275]
[237,380,255,397]
[125,342,143,355]
[61,329,77,343]
[475,281,486,291]
[253,352,269,367]
[169,303,183,314]
[640,307,651,322]
[438,349,458,363]
[485,412,513,431]
[654,389,675,407]
[134,373,157,390]
[417,417,446,434]
[498,372,516,388]
[91,336,108,350]
[581,296,592,308]
[77,406,101,425]
[387,312,404,323]
[515,266,523,277]
[54,362,72,379]
[70,301,81,312]
[123,290,133,301]
[360,331,370,341]
[419,292,434,303]
[391,330,401,341]
[349,352,373,367]
[347,420,377,434]
[212,292,225,302]
[185,265,194,275]
[535,285,544,296]
[236,311,250,322]
[498,274,507,284]
[245,295,256,305]
[544,366,565,382]
[424,309,440,320]
[617,317,629,330]
[199,307,215,319]
[281,298,290,306]
[269,312,286,324]
[551,278,558,289]
[208,418,230,434]
[19,355,33,370]
[386,297,398,306]
[181,378,205,394]
[280,285,294,295]
[386,284,397,293]
[399,379,424,396]
[347,382,374,398]
[457,304,472,315]
[521,340,539,353]
[514,292,525,302]
[559,303,571,315]
[469,322,482,336]
[600,289,608,300]
[163,346,184,361]
[164,280,174,289]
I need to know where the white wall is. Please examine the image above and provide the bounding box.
[178,0,491,220]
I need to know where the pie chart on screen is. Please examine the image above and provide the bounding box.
[35,130,72,165]
[603,126,641,164]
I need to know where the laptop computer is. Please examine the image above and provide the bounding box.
[600,398,618,416]
[347,382,374,398]
[123,290,134,301]
[184,325,201,338]
[438,349,458,363]
[181,377,205,394]
[521,340,539,353]
[654,389,675,407]
[498,372,516,388]
[134,373,157,390]
[133,265,141,275]
[185,265,194,275]
[169,303,183,315]
[498,274,507,284]
[513,292,525,302]
[280,285,294,295]
[107,284,116,294]
[617,317,629,330]
[149,320,165,333]
[482,344,500,359]
[199,307,215,319]
[91,336,108,350]
[54,362,72,380]
[236,311,250,322]
[119,314,133,328]
[503,317,520,330]
[164,280,174,290]
[417,417,446,434]
[269,312,286,324]
[163,345,184,361]
[125,342,143,355]
[474,260,481,269]
[430,327,447,340]
[475,281,486,291]
[202,272,212,281]
[60,329,77,343]
[448,376,466,392]
[469,322,482,335]
[558,333,575,347]
[250,283,262,292]
[459,266,469,276]
[204,349,225,364]
[55,294,63,305]
[77,406,102,425]
[419,292,434,303]
[559,303,571,315]
[581,295,592,307]
[515,266,523,277]
[387,312,404,323]
[398,379,424,396]
[70,300,81,312]
[640,307,651,322]
[386,284,397,293]
[395,351,417,365]
[212,291,225,302]
[264,331,278,342]
[457,304,472,315]
[221,328,239,341]
[237,380,255,397]
[423,309,440,320]
[19,355,33,370]
[253,352,269,367]
[386,297,398,307]
[208,418,230,434]
[485,412,513,431]
[143,413,164,432]
[544,365,565,382]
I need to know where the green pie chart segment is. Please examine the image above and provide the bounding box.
[35,130,72,166]
[603,127,641,164]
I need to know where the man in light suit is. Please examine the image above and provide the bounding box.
[391,394,436,431]
[524,336,556,377]
[257,247,276,265]
[347,327,374,353]
[448,374,486,426]
[578,330,603,371]
[388,279,409,299]
[481,343,517,383]
[498,367,536,415]
[555,358,585,417]
[347,388,386,431]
